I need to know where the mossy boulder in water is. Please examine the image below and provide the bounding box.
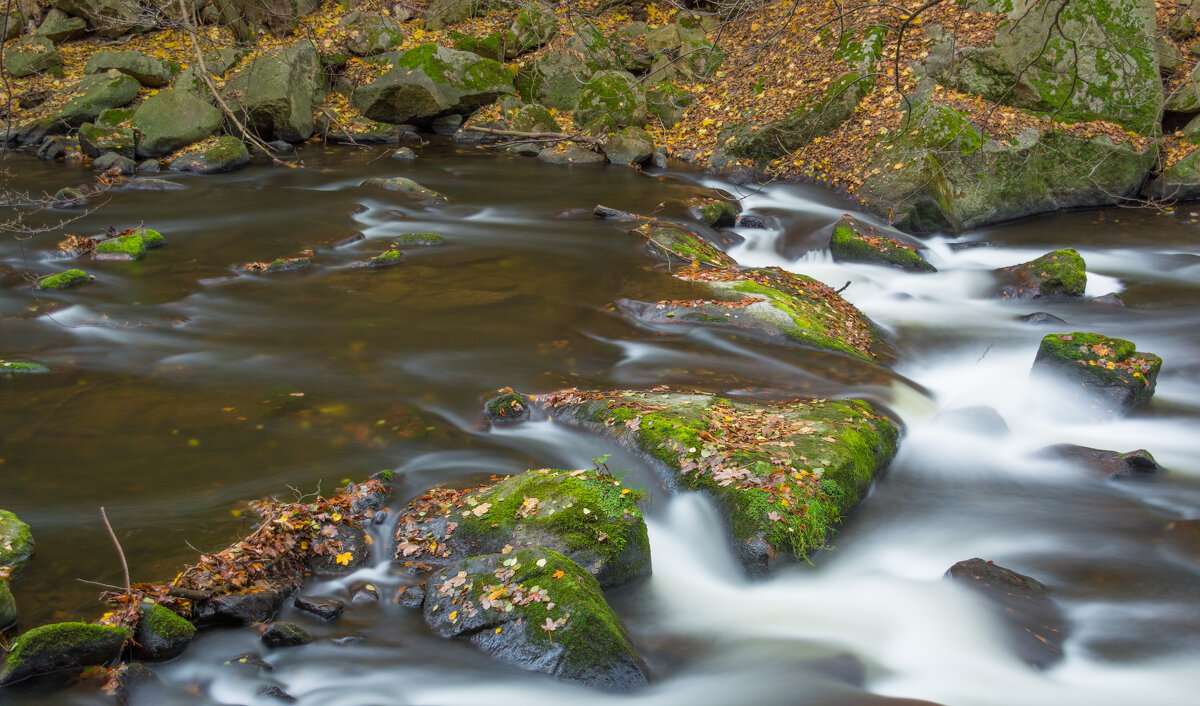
[1,361,50,374]
[0,622,129,685]
[359,249,405,268]
[361,176,448,205]
[423,547,648,691]
[1032,332,1162,414]
[37,268,91,290]
[539,390,899,575]
[993,249,1086,299]
[169,137,251,174]
[3,36,62,77]
[573,71,646,130]
[54,72,140,127]
[131,89,222,158]
[630,219,736,268]
[602,126,654,166]
[84,50,180,87]
[395,232,444,246]
[353,44,514,125]
[830,215,936,273]
[77,122,136,159]
[0,509,34,567]
[396,467,650,588]
[133,603,195,661]
[616,266,890,362]
[222,40,325,143]
[683,197,738,228]
[95,231,147,261]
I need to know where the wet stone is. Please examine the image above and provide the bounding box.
[349,582,380,604]
[1089,292,1127,307]
[224,652,274,672]
[1017,312,1067,325]
[1040,444,1166,479]
[262,622,312,648]
[257,684,297,702]
[394,584,425,608]
[294,595,346,621]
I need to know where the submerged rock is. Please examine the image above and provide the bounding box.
[483,391,531,425]
[993,249,1086,299]
[616,266,889,362]
[293,595,345,621]
[1040,444,1165,479]
[630,219,735,268]
[1,361,50,375]
[261,622,312,648]
[538,144,606,165]
[361,177,448,205]
[358,249,405,269]
[830,215,936,273]
[394,232,444,246]
[395,468,650,588]
[424,547,647,691]
[0,622,129,685]
[1032,332,1162,414]
[1017,312,1067,326]
[946,558,1066,669]
[538,389,899,574]
[133,603,195,661]
[0,509,34,568]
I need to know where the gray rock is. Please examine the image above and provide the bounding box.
[2,10,21,42]
[133,603,195,661]
[602,126,654,165]
[424,0,480,30]
[361,176,448,204]
[54,71,140,127]
[51,0,152,38]
[132,89,222,158]
[84,50,180,87]
[261,622,312,648]
[35,9,86,42]
[137,159,160,173]
[3,35,63,77]
[352,44,514,125]
[511,1,556,52]
[169,136,251,174]
[223,40,325,143]
[36,136,73,160]
[93,152,136,175]
[340,11,403,56]
[573,70,646,130]
[538,144,606,165]
[1040,444,1165,479]
[78,122,135,158]
[946,559,1066,669]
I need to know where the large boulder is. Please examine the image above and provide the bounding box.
[573,70,646,130]
[222,40,325,143]
[539,390,899,575]
[3,36,62,77]
[992,248,1086,299]
[424,548,648,691]
[616,266,890,362]
[352,44,514,125]
[340,11,404,56]
[1032,332,1162,414]
[830,215,936,272]
[2,10,22,42]
[424,0,482,30]
[1143,147,1200,201]
[51,0,150,38]
[719,26,884,163]
[0,622,129,685]
[602,126,654,165]
[35,9,86,42]
[0,509,34,568]
[857,100,1157,233]
[84,50,180,87]
[511,1,557,52]
[946,558,1066,669]
[930,0,1161,136]
[515,27,621,109]
[53,71,140,127]
[131,89,222,158]
[169,136,251,174]
[394,468,651,588]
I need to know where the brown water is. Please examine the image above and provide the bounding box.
[1,143,1198,705]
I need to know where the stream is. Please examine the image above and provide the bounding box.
[1,142,1198,705]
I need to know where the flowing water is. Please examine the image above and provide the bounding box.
[1,143,1198,705]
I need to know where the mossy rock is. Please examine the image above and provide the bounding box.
[361,177,448,205]
[261,621,312,648]
[602,126,654,166]
[84,50,180,87]
[484,391,531,425]
[617,266,889,362]
[96,108,135,128]
[36,269,91,290]
[423,547,647,690]
[539,390,899,574]
[221,41,324,143]
[341,13,404,57]
[0,622,129,685]
[36,10,86,43]
[424,0,482,29]
[0,509,34,567]
[396,467,650,588]
[95,232,147,261]
[646,82,693,128]
[683,197,738,228]
[1,361,49,375]
[362,249,405,268]
[3,10,24,42]
[830,215,936,273]
[133,603,195,661]
[131,89,222,158]
[395,232,444,246]
[353,44,514,125]
[509,103,559,133]
[573,70,646,130]
[169,136,251,175]
[453,30,520,62]
[0,579,14,629]
[54,72,140,128]
[630,219,736,268]
[538,144,606,165]
[993,248,1086,299]
[511,1,557,52]
[136,228,165,248]
[1032,332,1162,414]
[3,36,62,77]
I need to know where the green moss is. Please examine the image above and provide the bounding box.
[37,269,91,290]
[634,220,736,268]
[395,232,444,246]
[203,136,247,163]
[486,392,529,419]
[140,603,194,641]
[136,228,165,248]
[1029,249,1085,295]
[830,217,935,272]
[0,509,34,566]
[372,469,396,483]
[366,249,405,267]
[1,622,130,683]
[684,197,737,227]
[1,361,49,374]
[95,232,147,259]
[573,70,645,129]
[1034,331,1162,394]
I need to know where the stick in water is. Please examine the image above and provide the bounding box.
[99,507,131,593]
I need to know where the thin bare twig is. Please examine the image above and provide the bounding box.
[100,507,131,594]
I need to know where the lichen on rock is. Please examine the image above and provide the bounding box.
[830,215,935,272]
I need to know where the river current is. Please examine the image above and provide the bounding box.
[1,142,1198,705]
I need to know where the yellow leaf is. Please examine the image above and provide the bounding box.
[552,570,565,579]
[335,551,353,566]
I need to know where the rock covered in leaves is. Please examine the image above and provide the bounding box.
[169,137,250,175]
[424,547,647,691]
[830,215,935,273]
[0,509,34,568]
[993,248,1086,299]
[394,468,650,588]
[0,622,130,685]
[538,389,899,574]
[946,558,1066,669]
[1032,332,1162,414]
[616,266,889,362]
